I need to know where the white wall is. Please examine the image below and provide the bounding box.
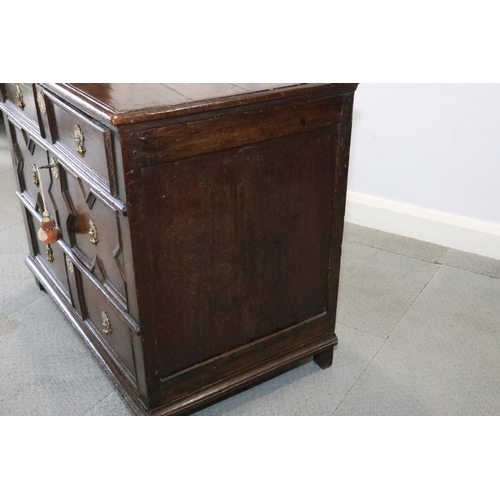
[346,84,500,258]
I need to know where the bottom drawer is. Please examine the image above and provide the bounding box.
[79,273,137,381]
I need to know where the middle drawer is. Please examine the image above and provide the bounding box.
[44,154,128,306]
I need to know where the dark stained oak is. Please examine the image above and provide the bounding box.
[314,346,335,369]
[139,127,338,376]
[41,83,357,126]
[162,83,254,100]
[123,94,344,167]
[59,82,298,113]
[1,83,358,415]
[234,83,295,91]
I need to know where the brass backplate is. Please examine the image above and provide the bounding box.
[88,219,98,246]
[49,157,59,179]
[37,90,46,115]
[74,125,86,157]
[102,311,112,335]
[16,84,25,110]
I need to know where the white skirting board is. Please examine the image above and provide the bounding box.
[345,192,500,260]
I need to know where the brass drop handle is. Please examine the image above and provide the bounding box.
[102,311,112,335]
[16,84,25,110]
[88,219,98,246]
[74,125,86,157]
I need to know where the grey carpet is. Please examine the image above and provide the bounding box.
[1,119,499,416]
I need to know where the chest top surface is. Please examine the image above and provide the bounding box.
[41,83,357,127]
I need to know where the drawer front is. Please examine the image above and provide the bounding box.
[6,119,49,206]
[44,92,115,187]
[3,83,42,134]
[45,154,128,305]
[80,272,136,381]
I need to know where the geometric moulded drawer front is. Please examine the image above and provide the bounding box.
[46,154,128,306]
[6,118,49,207]
[79,268,137,383]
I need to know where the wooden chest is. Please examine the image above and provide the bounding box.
[0,83,358,415]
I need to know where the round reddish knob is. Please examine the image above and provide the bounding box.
[38,212,62,245]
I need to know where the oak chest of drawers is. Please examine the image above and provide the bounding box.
[0,83,358,415]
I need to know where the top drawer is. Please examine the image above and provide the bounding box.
[2,83,43,135]
[40,90,116,190]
